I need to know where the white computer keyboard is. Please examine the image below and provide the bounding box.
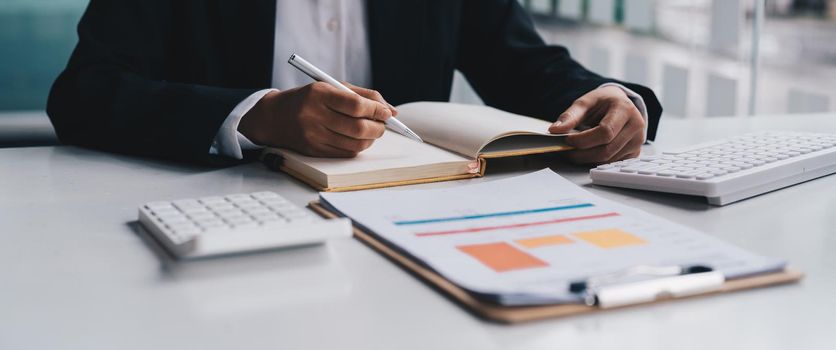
[590,131,836,205]
[138,191,352,258]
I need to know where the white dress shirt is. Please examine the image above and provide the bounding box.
[211,0,371,159]
[210,0,647,159]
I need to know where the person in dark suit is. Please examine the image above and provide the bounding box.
[47,0,661,165]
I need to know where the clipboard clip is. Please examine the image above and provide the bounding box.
[569,265,725,308]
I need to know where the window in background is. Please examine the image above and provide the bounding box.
[0,0,86,111]
[513,0,836,118]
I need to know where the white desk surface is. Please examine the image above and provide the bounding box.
[2,114,835,350]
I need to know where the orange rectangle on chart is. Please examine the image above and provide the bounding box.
[574,228,646,248]
[458,242,548,272]
[516,235,574,248]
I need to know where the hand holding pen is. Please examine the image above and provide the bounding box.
[288,54,423,142]
[237,55,420,157]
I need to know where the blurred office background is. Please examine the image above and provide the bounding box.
[2,0,836,146]
[453,0,836,118]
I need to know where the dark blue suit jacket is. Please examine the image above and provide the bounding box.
[48,0,662,164]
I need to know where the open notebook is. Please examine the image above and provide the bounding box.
[262,102,571,191]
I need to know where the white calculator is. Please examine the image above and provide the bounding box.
[138,191,352,258]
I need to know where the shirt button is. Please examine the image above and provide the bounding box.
[326,18,339,32]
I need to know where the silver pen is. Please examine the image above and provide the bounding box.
[288,53,423,143]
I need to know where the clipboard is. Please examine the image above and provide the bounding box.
[309,201,803,324]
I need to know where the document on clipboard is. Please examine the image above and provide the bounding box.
[318,169,789,307]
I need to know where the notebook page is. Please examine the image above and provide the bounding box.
[320,169,785,305]
[276,131,472,176]
[395,102,563,158]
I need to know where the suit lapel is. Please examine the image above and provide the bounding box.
[216,0,276,87]
[367,0,425,104]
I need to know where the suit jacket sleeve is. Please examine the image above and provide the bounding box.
[47,0,258,165]
[455,0,662,140]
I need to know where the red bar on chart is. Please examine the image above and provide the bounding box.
[415,212,620,237]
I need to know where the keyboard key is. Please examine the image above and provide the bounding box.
[734,162,754,169]
[675,171,699,179]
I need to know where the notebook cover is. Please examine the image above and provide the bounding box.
[308,201,804,324]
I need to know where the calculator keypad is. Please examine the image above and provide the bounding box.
[142,191,315,243]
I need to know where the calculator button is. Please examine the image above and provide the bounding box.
[245,207,272,216]
[187,211,215,221]
[231,221,259,229]
[173,199,202,210]
[150,207,179,216]
[199,196,227,205]
[226,194,251,201]
[147,201,174,210]
[252,191,280,199]
[235,200,261,209]
[198,219,227,229]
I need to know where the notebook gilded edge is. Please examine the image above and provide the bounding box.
[307,201,804,324]
[262,144,574,192]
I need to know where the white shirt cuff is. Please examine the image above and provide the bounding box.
[598,82,649,143]
[209,88,278,159]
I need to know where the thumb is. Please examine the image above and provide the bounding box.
[549,100,589,134]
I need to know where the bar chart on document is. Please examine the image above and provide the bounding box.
[319,170,784,305]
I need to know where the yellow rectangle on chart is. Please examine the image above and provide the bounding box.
[515,235,574,248]
[574,229,646,248]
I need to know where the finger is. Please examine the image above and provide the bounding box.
[319,84,392,121]
[345,83,398,117]
[564,108,630,149]
[319,127,376,154]
[304,142,360,158]
[318,108,386,140]
[566,120,642,164]
[605,135,644,163]
[549,96,598,134]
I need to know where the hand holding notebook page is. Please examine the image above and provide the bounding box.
[262,102,572,191]
[319,169,787,306]
[394,102,570,158]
